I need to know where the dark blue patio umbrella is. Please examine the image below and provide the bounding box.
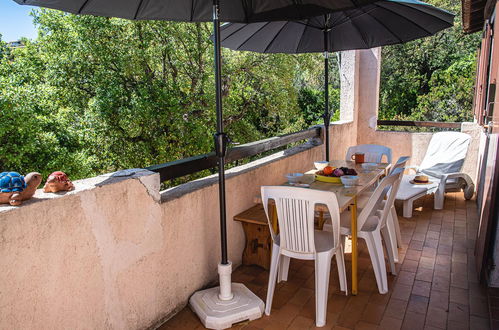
[13,0,380,22]
[217,0,454,161]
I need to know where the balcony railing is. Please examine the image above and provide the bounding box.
[147,120,463,183]
[377,120,461,129]
[146,126,322,182]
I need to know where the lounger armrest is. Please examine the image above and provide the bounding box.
[439,172,474,187]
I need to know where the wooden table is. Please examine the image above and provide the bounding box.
[256,160,389,295]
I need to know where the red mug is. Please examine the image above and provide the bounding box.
[351,153,365,164]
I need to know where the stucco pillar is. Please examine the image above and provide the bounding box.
[339,48,381,146]
[356,48,382,143]
[339,50,359,123]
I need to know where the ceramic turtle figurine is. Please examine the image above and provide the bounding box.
[43,171,74,193]
[0,172,42,206]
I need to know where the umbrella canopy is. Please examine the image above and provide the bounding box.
[14,0,381,23]
[218,0,454,52]
[217,0,454,161]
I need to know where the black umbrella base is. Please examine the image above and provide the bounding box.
[189,263,264,329]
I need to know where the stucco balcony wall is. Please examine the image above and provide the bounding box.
[0,140,322,330]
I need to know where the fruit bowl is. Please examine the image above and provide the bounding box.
[315,174,342,183]
[315,166,358,184]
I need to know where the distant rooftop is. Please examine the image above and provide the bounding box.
[7,40,24,48]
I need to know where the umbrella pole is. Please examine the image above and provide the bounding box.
[213,0,228,268]
[189,2,264,328]
[212,0,233,301]
[323,28,330,161]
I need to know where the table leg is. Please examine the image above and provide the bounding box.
[271,204,278,234]
[351,197,358,295]
[318,211,325,230]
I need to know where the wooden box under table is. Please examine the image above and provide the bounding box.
[233,204,328,270]
[233,204,272,270]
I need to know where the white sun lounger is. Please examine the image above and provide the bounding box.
[396,175,439,218]
[396,132,475,218]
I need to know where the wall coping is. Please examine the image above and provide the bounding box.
[374,121,477,134]
[330,120,354,126]
[0,169,160,215]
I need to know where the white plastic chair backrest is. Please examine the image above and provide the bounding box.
[357,169,400,231]
[419,132,471,178]
[261,186,341,255]
[346,144,393,164]
[390,156,410,174]
[382,167,404,222]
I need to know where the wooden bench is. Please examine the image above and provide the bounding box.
[234,204,272,270]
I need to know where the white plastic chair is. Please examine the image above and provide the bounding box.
[356,157,408,263]
[261,186,347,327]
[399,132,474,211]
[346,144,393,164]
[387,156,410,250]
[339,169,402,294]
[390,156,410,174]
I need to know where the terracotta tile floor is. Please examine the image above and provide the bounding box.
[161,192,490,329]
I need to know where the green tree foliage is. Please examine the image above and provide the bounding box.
[0,35,7,60]
[0,10,324,180]
[296,53,341,126]
[379,0,481,122]
[413,53,477,121]
[298,87,324,125]
[298,87,340,126]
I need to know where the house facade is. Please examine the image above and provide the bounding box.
[463,0,499,287]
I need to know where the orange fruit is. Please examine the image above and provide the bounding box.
[323,166,334,175]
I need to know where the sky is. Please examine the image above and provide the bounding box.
[0,1,37,42]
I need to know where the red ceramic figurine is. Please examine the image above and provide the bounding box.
[43,171,75,193]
